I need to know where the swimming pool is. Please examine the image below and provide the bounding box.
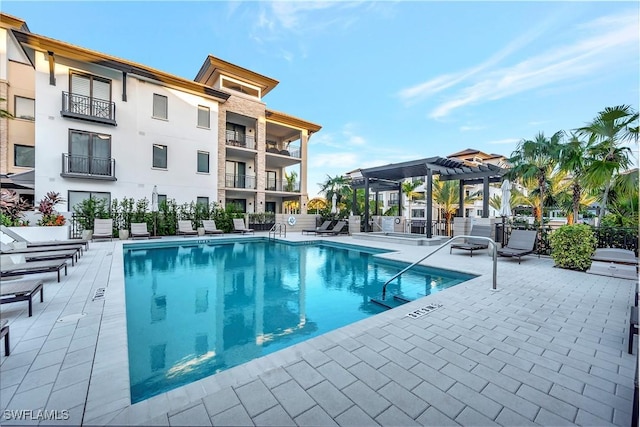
[123,239,475,403]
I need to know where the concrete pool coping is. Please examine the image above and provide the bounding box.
[0,232,637,426]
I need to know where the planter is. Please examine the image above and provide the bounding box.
[119,230,129,240]
[6,225,70,242]
[82,230,93,240]
[197,227,205,236]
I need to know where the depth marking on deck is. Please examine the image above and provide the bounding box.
[406,303,443,319]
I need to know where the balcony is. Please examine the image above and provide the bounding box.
[266,145,301,159]
[61,153,116,181]
[225,173,256,189]
[61,92,117,126]
[265,179,300,193]
[225,131,255,150]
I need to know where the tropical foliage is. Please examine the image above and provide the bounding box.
[549,224,597,271]
[0,189,30,226]
[36,192,67,226]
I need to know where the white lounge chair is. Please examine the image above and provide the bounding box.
[130,223,150,239]
[177,220,198,236]
[232,218,254,234]
[93,219,113,241]
[202,220,223,235]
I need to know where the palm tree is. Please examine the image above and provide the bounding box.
[577,105,639,225]
[307,197,327,213]
[558,132,589,223]
[284,170,298,192]
[402,179,423,218]
[318,174,351,208]
[507,131,563,223]
[432,178,459,235]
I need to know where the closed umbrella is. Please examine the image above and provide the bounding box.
[151,186,158,236]
[500,179,512,217]
[331,193,338,214]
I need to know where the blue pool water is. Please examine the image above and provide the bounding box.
[123,239,475,403]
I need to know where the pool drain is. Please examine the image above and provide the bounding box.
[92,287,106,301]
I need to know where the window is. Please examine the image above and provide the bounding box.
[266,171,276,190]
[14,145,35,167]
[69,73,113,119]
[153,144,167,169]
[157,194,167,206]
[68,130,112,176]
[15,96,35,120]
[197,106,210,128]
[197,151,209,173]
[197,197,209,206]
[477,210,483,217]
[411,209,425,218]
[68,191,110,212]
[152,94,168,119]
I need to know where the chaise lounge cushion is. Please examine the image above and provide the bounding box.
[1,279,44,317]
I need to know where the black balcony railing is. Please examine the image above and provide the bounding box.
[61,153,116,180]
[61,92,116,125]
[265,179,300,192]
[225,131,255,149]
[225,173,256,189]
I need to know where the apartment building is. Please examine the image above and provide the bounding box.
[0,13,320,214]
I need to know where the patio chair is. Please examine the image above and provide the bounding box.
[232,219,254,234]
[497,229,537,264]
[1,319,9,356]
[591,248,638,266]
[20,248,79,266]
[202,220,223,235]
[2,243,84,258]
[92,219,113,241]
[302,220,332,235]
[130,223,151,239]
[1,225,89,250]
[316,221,347,236]
[630,305,638,354]
[450,225,492,257]
[1,256,68,282]
[1,279,44,317]
[177,220,198,236]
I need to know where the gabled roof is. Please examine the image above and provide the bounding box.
[0,13,29,32]
[195,55,279,97]
[11,30,230,102]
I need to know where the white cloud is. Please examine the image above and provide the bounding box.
[398,11,639,120]
[460,125,486,132]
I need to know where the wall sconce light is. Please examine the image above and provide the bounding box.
[249,202,252,206]
[260,201,263,205]
[248,166,252,169]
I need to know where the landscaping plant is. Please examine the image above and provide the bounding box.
[36,192,67,226]
[549,224,597,271]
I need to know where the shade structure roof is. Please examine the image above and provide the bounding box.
[0,170,35,190]
[352,157,505,188]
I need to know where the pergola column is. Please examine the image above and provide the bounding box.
[364,178,370,232]
[458,180,465,217]
[397,186,402,216]
[483,176,489,218]
[426,169,433,238]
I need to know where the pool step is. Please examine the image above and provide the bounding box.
[370,294,412,310]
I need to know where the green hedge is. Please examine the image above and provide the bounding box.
[549,224,597,271]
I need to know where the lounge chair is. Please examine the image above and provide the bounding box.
[92,219,113,241]
[130,223,151,239]
[2,243,84,258]
[302,220,332,235]
[177,220,198,236]
[450,225,492,257]
[233,219,254,234]
[1,225,89,250]
[1,256,68,282]
[20,248,79,266]
[316,221,347,236]
[591,248,638,266]
[497,229,537,264]
[202,220,223,235]
[1,319,9,356]
[1,279,44,317]
[630,305,638,354]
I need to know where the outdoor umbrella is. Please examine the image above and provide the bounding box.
[151,186,158,236]
[500,179,512,217]
[331,193,338,214]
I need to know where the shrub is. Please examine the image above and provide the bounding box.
[0,189,30,226]
[73,198,109,231]
[36,192,66,226]
[550,224,597,271]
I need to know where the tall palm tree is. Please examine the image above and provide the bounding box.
[577,105,638,224]
[432,179,459,235]
[402,179,423,218]
[507,131,563,223]
[318,174,351,208]
[559,132,589,223]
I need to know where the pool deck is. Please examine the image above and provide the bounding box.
[0,232,637,426]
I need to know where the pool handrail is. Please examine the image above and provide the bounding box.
[269,223,287,240]
[381,235,498,299]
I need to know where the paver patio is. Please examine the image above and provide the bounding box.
[0,233,636,426]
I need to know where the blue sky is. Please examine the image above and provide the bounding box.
[4,1,639,197]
